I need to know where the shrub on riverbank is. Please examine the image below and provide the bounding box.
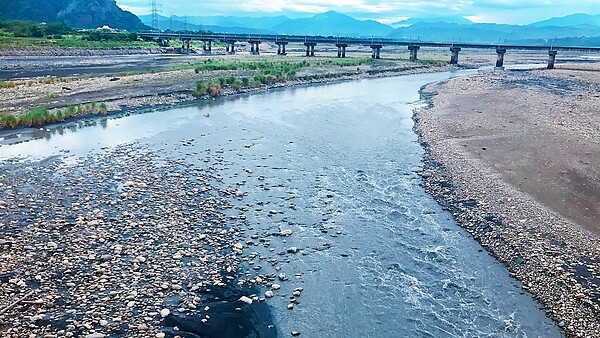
[0,114,18,128]
[0,102,110,130]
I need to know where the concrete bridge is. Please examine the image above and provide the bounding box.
[138,32,600,70]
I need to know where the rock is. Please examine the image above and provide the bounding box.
[287,303,294,310]
[271,284,281,290]
[160,308,170,318]
[293,291,301,297]
[280,229,293,236]
[265,290,274,298]
[137,323,148,331]
[85,334,105,338]
[239,296,253,304]
[278,273,287,281]
[291,331,301,336]
[287,247,299,254]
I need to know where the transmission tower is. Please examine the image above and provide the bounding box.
[151,0,161,32]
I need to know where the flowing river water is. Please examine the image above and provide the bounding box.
[0,70,562,337]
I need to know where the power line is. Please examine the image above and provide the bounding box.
[151,0,161,31]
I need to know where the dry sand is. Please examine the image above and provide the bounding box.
[416,63,600,337]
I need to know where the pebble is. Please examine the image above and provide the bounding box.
[160,308,170,318]
[265,290,274,298]
[239,296,253,304]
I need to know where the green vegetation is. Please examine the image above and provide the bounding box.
[0,20,72,38]
[0,20,158,48]
[0,102,110,129]
[0,114,17,129]
[418,59,447,66]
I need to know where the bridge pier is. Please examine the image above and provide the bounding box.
[276,41,288,55]
[304,42,317,57]
[249,40,261,55]
[180,39,191,54]
[547,50,558,69]
[370,44,382,59]
[450,47,461,64]
[335,43,348,58]
[224,40,236,54]
[495,48,507,70]
[201,40,212,55]
[408,45,420,61]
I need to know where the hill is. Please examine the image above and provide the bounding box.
[388,21,600,45]
[392,16,474,27]
[141,11,394,37]
[530,13,600,27]
[272,11,393,36]
[0,0,147,30]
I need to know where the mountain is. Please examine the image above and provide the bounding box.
[185,15,289,31]
[530,13,600,27]
[138,14,274,34]
[141,11,394,36]
[0,0,147,30]
[392,16,473,27]
[272,11,393,36]
[388,21,600,45]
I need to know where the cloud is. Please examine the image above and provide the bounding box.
[116,0,600,24]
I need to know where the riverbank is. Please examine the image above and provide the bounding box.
[0,53,454,132]
[414,63,600,337]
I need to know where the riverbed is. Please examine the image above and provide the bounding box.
[0,70,562,337]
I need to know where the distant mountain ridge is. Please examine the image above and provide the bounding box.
[141,11,393,37]
[392,16,474,27]
[0,0,147,30]
[530,13,600,27]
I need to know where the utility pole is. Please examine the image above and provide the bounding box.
[151,0,162,32]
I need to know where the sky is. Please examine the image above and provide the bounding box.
[116,0,600,25]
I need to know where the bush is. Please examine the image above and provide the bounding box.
[208,84,220,97]
[0,114,17,129]
[19,107,52,127]
[196,80,208,94]
[98,103,108,115]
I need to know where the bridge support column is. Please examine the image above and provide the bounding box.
[249,41,260,55]
[304,42,316,57]
[201,40,211,55]
[230,42,236,54]
[495,48,507,70]
[370,44,382,59]
[547,50,558,69]
[408,45,420,61]
[450,47,461,64]
[276,42,288,55]
[335,43,348,58]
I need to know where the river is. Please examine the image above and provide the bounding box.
[0,70,562,337]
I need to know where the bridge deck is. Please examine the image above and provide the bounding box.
[138,32,600,53]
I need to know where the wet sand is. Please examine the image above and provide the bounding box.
[415,63,600,337]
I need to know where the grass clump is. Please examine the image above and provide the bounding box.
[0,102,110,130]
[98,103,108,115]
[0,114,17,128]
[0,81,18,89]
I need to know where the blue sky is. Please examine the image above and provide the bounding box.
[116,0,600,25]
